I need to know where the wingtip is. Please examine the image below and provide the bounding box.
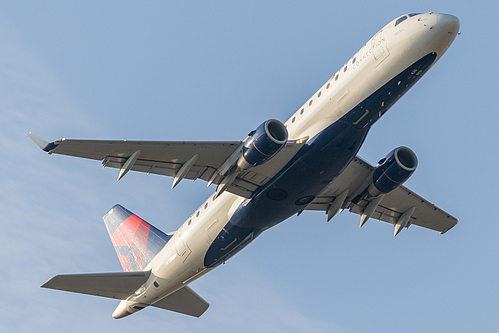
[28,132,58,152]
[40,275,57,289]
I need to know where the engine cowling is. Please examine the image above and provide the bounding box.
[238,119,288,169]
[368,146,418,196]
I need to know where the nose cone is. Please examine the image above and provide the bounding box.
[437,13,460,35]
[433,13,460,54]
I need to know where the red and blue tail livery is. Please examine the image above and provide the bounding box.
[103,205,171,272]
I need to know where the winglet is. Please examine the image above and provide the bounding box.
[28,132,58,152]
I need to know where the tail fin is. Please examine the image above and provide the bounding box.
[103,205,172,272]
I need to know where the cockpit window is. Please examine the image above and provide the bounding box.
[407,13,421,18]
[395,16,407,27]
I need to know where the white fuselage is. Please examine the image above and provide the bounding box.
[113,12,459,317]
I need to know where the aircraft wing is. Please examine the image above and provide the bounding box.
[28,133,305,198]
[306,156,458,235]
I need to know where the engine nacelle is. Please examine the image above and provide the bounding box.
[368,146,418,196]
[238,119,288,170]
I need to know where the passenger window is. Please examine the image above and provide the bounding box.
[395,16,407,27]
[335,74,339,81]
[326,83,330,89]
[309,100,313,106]
[300,108,304,115]
[344,66,347,72]
[292,117,296,123]
[318,91,321,98]
[352,57,356,64]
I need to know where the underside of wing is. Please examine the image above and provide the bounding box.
[39,138,240,179]
[29,133,305,198]
[351,185,457,233]
[307,156,458,235]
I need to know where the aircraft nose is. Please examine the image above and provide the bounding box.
[438,14,460,35]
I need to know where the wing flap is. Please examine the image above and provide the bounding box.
[41,271,150,300]
[151,286,209,317]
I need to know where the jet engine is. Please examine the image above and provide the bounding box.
[368,146,418,197]
[237,119,288,170]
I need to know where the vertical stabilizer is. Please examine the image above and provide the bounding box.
[103,205,171,272]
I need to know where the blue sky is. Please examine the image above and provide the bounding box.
[1,1,498,332]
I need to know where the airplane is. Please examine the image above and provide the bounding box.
[30,12,459,319]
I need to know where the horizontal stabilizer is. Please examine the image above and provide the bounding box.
[41,271,150,300]
[152,286,209,317]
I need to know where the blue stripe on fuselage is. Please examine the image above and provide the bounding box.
[203,52,437,268]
